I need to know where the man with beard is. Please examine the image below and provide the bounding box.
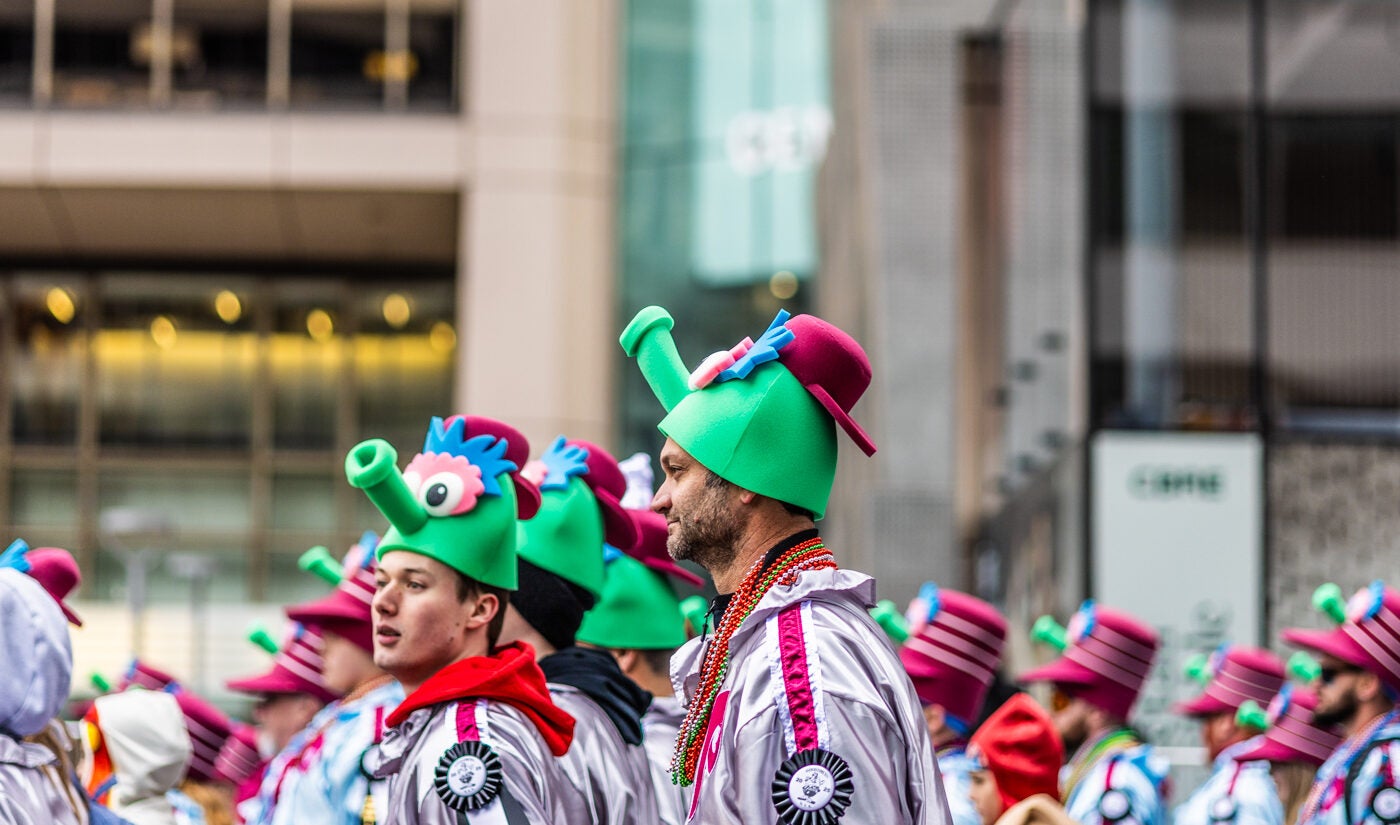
[1021,601,1168,825]
[1282,581,1400,825]
[1171,645,1286,825]
[620,306,950,825]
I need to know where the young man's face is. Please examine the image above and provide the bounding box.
[252,692,323,755]
[373,551,494,690]
[652,438,744,572]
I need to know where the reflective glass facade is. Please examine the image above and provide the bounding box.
[0,270,455,603]
[617,0,827,455]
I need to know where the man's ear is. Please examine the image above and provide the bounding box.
[737,487,758,505]
[615,648,639,676]
[465,591,499,631]
[1357,670,1385,704]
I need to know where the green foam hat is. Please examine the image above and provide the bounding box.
[515,437,639,599]
[576,550,688,650]
[620,306,876,520]
[347,415,542,590]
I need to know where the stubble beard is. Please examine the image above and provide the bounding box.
[1312,686,1359,728]
[667,492,743,575]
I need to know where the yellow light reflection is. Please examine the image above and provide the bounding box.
[46,288,76,324]
[429,321,456,353]
[382,293,412,329]
[306,309,335,343]
[214,290,243,324]
[769,271,799,301]
[150,315,178,350]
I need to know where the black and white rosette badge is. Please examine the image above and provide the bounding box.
[766,603,855,824]
[434,739,503,812]
[1372,786,1400,824]
[1099,788,1133,822]
[1208,795,1238,823]
[772,748,855,825]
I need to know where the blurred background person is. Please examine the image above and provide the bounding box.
[1234,683,1345,825]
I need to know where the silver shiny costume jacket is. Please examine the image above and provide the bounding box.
[365,698,582,825]
[643,695,687,825]
[549,685,660,825]
[1300,715,1400,825]
[671,568,953,825]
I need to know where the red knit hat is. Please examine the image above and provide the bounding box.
[969,693,1064,810]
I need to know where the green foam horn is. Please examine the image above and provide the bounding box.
[869,599,910,644]
[298,546,343,586]
[346,439,428,537]
[247,625,279,655]
[1184,653,1212,685]
[680,595,710,636]
[1031,615,1068,652]
[1313,583,1346,625]
[619,306,691,413]
[1288,651,1322,683]
[90,672,111,693]
[1236,699,1268,731]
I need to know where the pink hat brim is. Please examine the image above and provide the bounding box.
[1019,657,1099,688]
[1233,737,1324,767]
[805,383,877,457]
[1281,627,1372,670]
[59,600,83,627]
[225,669,336,704]
[1173,693,1233,718]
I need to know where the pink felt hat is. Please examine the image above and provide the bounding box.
[570,440,641,552]
[443,415,541,519]
[1234,686,1343,767]
[117,659,179,692]
[226,624,339,704]
[779,314,877,456]
[24,547,84,627]
[623,508,703,588]
[285,543,378,653]
[898,583,1007,725]
[170,688,234,784]
[1174,645,1286,718]
[1020,601,1159,720]
[1282,581,1400,692]
[214,723,263,786]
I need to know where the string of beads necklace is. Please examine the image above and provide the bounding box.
[1299,708,1400,823]
[670,535,835,786]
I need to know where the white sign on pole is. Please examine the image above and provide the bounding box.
[1091,431,1263,775]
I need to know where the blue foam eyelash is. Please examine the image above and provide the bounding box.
[918,581,941,623]
[422,417,519,496]
[716,310,795,383]
[538,435,590,491]
[603,544,624,565]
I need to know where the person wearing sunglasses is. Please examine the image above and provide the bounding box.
[1171,645,1287,825]
[1282,581,1400,825]
[882,582,1010,825]
[1021,601,1168,825]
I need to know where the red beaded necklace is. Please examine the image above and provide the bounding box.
[670,536,835,786]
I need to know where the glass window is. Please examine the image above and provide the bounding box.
[1266,0,1400,433]
[1088,0,1255,432]
[407,4,455,109]
[11,469,78,528]
[173,0,269,109]
[618,0,825,457]
[290,4,383,107]
[0,0,33,100]
[271,471,337,532]
[53,0,152,108]
[97,275,256,448]
[353,282,454,453]
[9,274,86,446]
[272,280,344,451]
[99,470,251,533]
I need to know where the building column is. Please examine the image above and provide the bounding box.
[456,0,620,449]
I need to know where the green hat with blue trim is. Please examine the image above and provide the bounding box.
[346,415,541,590]
[619,307,877,520]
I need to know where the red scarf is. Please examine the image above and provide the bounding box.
[385,641,574,757]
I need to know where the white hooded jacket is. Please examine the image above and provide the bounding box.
[94,690,192,825]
